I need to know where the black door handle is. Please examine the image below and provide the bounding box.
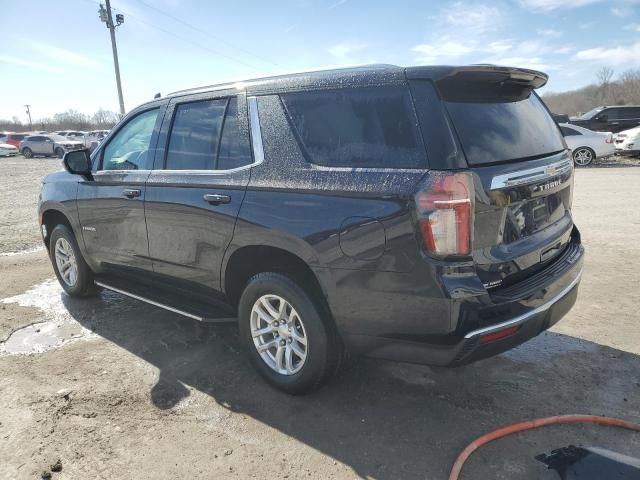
[203,193,231,205]
[123,188,141,199]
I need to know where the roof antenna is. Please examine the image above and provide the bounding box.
[154,92,161,99]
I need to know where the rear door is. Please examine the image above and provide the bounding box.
[144,92,254,290]
[410,69,575,291]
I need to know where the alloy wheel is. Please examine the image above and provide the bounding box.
[250,294,308,375]
[54,237,78,287]
[573,148,593,166]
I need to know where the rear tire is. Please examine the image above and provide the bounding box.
[55,147,65,159]
[22,147,33,158]
[573,147,594,166]
[238,272,341,394]
[49,224,98,297]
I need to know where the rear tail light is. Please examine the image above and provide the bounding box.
[605,135,613,144]
[414,172,474,256]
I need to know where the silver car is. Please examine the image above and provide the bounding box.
[19,134,84,159]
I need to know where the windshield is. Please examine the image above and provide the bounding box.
[577,106,605,120]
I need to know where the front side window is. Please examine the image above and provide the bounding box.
[281,86,425,169]
[165,96,252,170]
[102,108,159,171]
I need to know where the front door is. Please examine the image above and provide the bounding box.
[144,93,254,290]
[76,105,164,272]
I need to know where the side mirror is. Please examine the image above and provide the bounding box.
[596,114,608,122]
[63,149,93,180]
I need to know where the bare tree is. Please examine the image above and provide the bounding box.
[596,66,615,104]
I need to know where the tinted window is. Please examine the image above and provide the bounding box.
[102,108,159,171]
[560,126,580,136]
[281,86,425,169]
[618,107,640,119]
[217,98,252,170]
[601,108,619,120]
[444,93,564,165]
[166,99,226,170]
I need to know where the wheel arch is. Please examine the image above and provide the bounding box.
[222,244,336,318]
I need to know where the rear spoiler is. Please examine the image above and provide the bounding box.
[406,65,549,103]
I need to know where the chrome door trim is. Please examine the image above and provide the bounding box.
[248,96,265,165]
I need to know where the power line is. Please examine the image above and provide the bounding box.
[79,0,265,70]
[130,0,278,67]
[111,5,263,70]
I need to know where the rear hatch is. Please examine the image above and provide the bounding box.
[415,67,576,292]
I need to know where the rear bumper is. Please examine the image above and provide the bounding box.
[345,236,584,367]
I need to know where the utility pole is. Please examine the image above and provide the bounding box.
[99,1,125,116]
[24,105,33,130]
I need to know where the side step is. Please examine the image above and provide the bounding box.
[95,277,237,323]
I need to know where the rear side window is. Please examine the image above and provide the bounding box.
[281,86,425,169]
[443,91,564,165]
[560,126,580,136]
[165,96,252,171]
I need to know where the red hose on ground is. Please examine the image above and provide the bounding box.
[449,414,640,480]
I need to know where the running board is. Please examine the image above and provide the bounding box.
[95,280,237,324]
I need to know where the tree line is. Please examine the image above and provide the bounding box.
[0,109,120,132]
[543,67,640,116]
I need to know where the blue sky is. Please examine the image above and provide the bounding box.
[1,0,639,121]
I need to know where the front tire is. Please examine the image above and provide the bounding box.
[49,224,98,297]
[22,147,33,158]
[55,147,65,159]
[573,147,594,166]
[238,272,340,394]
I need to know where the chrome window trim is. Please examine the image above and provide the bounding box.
[94,169,152,175]
[248,96,265,165]
[490,153,572,190]
[464,267,583,339]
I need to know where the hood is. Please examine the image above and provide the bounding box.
[0,143,17,149]
[42,169,74,184]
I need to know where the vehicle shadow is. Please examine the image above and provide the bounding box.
[62,290,640,480]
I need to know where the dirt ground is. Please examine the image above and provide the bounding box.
[1,156,639,480]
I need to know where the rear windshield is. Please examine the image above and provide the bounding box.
[444,92,564,166]
[281,86,426,169]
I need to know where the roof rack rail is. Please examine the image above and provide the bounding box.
[165,64,400,97]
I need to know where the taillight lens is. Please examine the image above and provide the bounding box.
[605,135,613,144]
[415,172,474,256]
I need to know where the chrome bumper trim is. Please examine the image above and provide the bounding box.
[464,267,583,339]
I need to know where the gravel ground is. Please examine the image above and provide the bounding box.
[0,157,639,479]
[0,156,62,255]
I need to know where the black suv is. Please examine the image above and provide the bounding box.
[39,65,584,394]
[570,105,640,133]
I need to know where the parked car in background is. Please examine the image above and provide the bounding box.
[570,105,640,133]
[5,133,28,148]
[0,143,19,157]
[551,113,570,123]
[614,126,640,156]
[20,134,84,158]
[84,130,110,151]
[559,123,615,166]
[55,130,86,141]
[39,64,584,393]
[0,132,13,143]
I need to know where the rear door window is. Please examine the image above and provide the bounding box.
[281,86,425,169]
[442,90,564,166]
[165,96,252,171]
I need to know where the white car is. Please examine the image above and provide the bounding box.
[614,126,640,156]
[0,143,19,157]
[559,123,615,166]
